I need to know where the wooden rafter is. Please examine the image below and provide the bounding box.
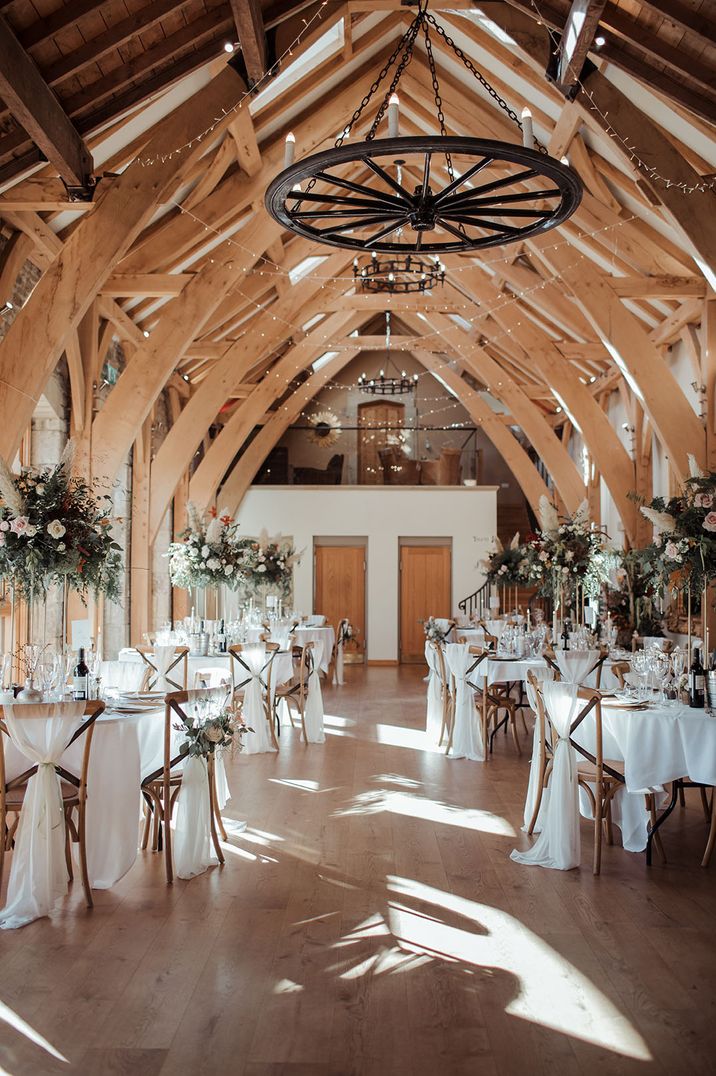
[0,14,93,189]
[554,0,608,94]
[230,0,269,84]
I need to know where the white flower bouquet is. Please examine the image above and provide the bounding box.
[167,504,244,590]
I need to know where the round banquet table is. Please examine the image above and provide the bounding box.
[3,706,179,890]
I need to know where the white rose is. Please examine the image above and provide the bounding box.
[47,519,66,540]
[57,542,66,552]
[206,557,220,571]
[202,544,210,557]
[0,521,8,531]
[257,564,267,573]
[24,524,37,537]
[225,564,234,575]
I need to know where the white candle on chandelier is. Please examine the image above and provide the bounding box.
[388,93,400,138]
[284,132,296,168]
[521,106,533,150]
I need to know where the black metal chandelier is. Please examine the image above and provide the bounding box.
[353,251,445,293]
[357,312,418,395]
[265,1,582,254]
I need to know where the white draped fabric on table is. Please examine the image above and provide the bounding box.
[0,702,87,929]
[100,660,147,692]
[444,643,485,761]
[293,625,335,674]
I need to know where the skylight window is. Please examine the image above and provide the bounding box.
[289,255,328,285]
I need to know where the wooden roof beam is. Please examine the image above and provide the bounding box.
[230,0,269,84]
[553,0,608,95]
[0,15,93,189]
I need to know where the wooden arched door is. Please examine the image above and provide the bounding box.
[357,400,404,484]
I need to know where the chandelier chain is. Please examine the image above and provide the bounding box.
[424,10,547,155]
[422,18,455,183]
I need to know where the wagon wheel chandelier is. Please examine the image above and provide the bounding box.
[264,0,582,254]
[353,251,445,294]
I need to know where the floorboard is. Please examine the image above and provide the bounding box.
[0,666,715,1075]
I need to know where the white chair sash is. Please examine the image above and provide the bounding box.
[154,644,177,693]
[444,643,485,762]
[521,674,553,834]
[236,647,276,755]
[99,659,146,692]
[333,626,346,686]
[303,661,325,744]
[0,701,86,930]
[173,755,218,879]
[556,649,600,686]
[424,641,443,740]
[512,681,581,871]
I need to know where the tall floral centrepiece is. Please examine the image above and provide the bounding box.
[167,504,244,590]
[638,455,716,596]
[528,497,613,607]
[483,532,539,588]
[0,445,122,600]
[240,530,301,598]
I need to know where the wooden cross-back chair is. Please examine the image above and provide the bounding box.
[445,645,493,758]
[229,642,280,749]
[273,641,315,741]
[526,674,664,875]
[542,648,609,688]
[0,700,105,907]
[133,645,189,692]
[141,688,228,884]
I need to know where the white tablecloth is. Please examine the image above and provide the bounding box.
[3,708,179,890]
[568,700,716,853]
[293,625,335,674]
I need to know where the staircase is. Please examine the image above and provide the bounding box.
[459,496,542,617]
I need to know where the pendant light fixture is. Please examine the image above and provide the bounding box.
[357,311,419,395]
[265,1,582,254]
[353,251,445,294]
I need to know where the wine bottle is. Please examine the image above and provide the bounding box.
[73,648,89,701]
[217,618,227,654]
[560,621,570,651]
[689,648,705,708]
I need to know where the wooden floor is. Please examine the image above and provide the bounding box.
[1,667,716,1075]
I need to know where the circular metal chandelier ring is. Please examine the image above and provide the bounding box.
[265,136,583,254]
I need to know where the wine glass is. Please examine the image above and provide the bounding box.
[631,651,649,701]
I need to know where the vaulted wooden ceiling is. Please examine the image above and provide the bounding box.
[0,0,713,557]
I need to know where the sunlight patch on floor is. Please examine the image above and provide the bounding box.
[269,778,322,792]
[274,979,304,994]
[386,876,652,1062]
[334,789,516,836]
[375,723,443,752]
[0,1000,69,1063]
[324,714,356,728]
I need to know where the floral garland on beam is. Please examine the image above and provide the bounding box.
[0,444,122,600]
[167,504,244,590]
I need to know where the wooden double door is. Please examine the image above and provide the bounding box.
[314,545,366,661]
[399,544,451,663]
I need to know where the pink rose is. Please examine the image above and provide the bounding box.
[9,516,29,535]
[703,512,716,533]
[695,493,713,509]
[665,541,680,559]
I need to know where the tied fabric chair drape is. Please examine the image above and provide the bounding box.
[0,702,86,930]
[174,755,218,880]
[154,644,177,693]
[522,672,554,834]
[425,641,443,741]
[512,681,582,870]
[445,643,485,762]
[556,649,600,686]
[486,619,505,641]
[302,655,325,744]
[99,660,147,693]
[333,620,348,686]
[236,646,276,755]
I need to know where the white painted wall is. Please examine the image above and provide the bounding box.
[235,485,497,661]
